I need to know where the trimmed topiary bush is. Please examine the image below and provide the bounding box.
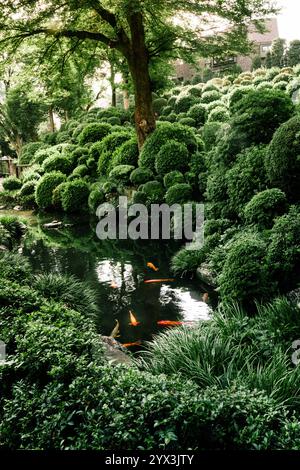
[141,181,165,205]
[208,106,230,123]
[107,116,121,126]
[71,164,89,178]
[266,206,300,291]
[42,154,73,175]
[187,104,207,127]
[97,131,133,176]
[51,182,67,209]
[130,168,153,186]
[19,181,37,205]
[61,179,89,213]
[33,148,57,165]
[2,176,22,191]
[88,188,106,214]
[231,89,295,145]
[165,183,193,206]
[70,146,89,165]
[178,117,196,127]
[153,98,168,115]
[35,172,66,210]
[19,142,48,164]
[139,123,197,172]
[243,189,288,229]
[155,141,190,175]
[202,122,224,151]
[174,95,197,113]
[226,146,268,216]
[109,165,135,184]
[265,115,300,201]
[219,233,271,308]
[163,171,185,189]
[111,138,139,169]
[201,90,221,104]
[171,247,205,275]
[78,123,112,145]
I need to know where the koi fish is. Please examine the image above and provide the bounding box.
[129,310,140,326]
[110,281,118,289]
[122,341,142,348]
[144,279,174,284]
[202,292,209,303]
[147,262,159,272]
[157,320,183,326]
[110,320,120,338]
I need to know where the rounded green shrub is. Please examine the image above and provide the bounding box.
[78,123,112,145]
[2,176,22,191]
[107,116,121,126]
[19,181,36,199]
[174,95,197,113]
[130,168,153,186]
[161,105,173,116]
[178,117,196,127]
[153,97,168,115]
[165,183,193,206]
[35,172,66,210]
[266,206,300,291]
[202,122,224,151]
[219,233,270,307]
[109,165,135,184]
[139,123,197,172]
[171,247,205,275]
[102,180,118,195]
[163,171,185,189]
[231,89,295,145]
[187,104,206,127]
[71,146,89,165]
[226,146,268,215]
[88,188,106,214]
[141,180,165,205]
[265,115,300,201]
[132,191,147,205]
[33,148,57,165]
[71,164,88,178]
[55,131,70,144]
[61,179,89,213]
[243,189,288,229]
[208,106,230,123]
[155,140,190,175]
[19,142,48,164]
[201,90,221,104]
[111,138,139,169]
[51,182,67,209]
[42,154,73,175]
[97,131,133,176]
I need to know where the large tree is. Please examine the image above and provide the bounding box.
[0,0,276,148]
[286,40,300,67]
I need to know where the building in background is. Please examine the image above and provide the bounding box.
[174,18,279,81]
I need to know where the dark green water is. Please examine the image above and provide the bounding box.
[11,210,212,348]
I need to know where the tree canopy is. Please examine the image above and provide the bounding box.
[0,0,277,147]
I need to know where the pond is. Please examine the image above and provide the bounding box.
[3,209,214,349]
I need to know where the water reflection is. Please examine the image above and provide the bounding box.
[18,212,214,346]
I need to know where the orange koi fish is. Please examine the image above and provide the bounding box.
[202,292,209,303]
[147,262,159,272]
[129,310,140,326]
[122,341,142,348]
[144,279,174,284]
[157,320,183,326]
[110,281,118,289]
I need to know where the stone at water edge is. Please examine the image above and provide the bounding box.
[196,263,217,289]
[43,220,63,229]
[13,206,23,211]
[0,205,6,210]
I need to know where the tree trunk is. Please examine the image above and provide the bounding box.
[49,106,55,133]
[127,11,156,149]
[110,62,117,107]
[123,86,130,110]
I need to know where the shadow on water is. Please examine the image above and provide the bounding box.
[12,210,216,348]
